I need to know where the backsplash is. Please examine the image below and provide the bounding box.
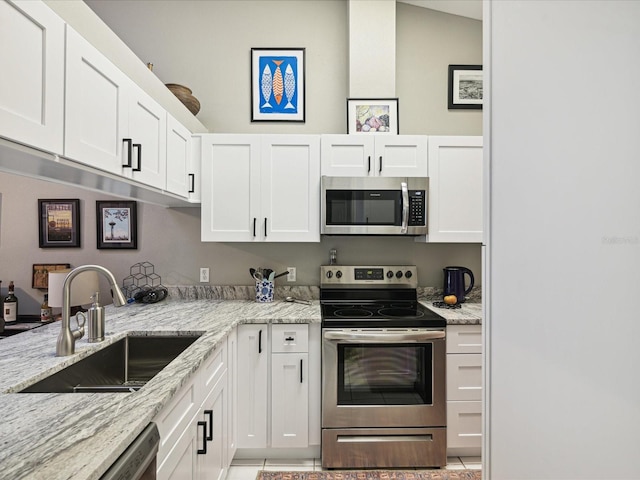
[167,285,482,303]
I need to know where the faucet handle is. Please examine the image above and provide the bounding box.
[73,311,86,340]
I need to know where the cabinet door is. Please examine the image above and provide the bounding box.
[201,135,260,241]
[64,26,129,174]
[374,135,428,177]
[127,87,167,189]
[0,0,64,154]
[447,353,482,402]
[320,135,374,176]
[188,135,202,203]
[271,353,309,448]
[166,114,192,197]
[427,136,483,242]
[197,373,227,480]
[226,327,237,465]
[260,135,320,242]
[236,324,268,448]
[157,418,197,480]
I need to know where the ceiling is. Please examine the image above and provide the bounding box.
[397,0,482,21]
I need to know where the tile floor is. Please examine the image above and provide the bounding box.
[227,457,482,480]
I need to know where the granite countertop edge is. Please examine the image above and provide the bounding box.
[0,297,481,480]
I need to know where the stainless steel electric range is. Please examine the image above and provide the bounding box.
[320,265,447,469]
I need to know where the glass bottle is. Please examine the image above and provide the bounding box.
[40,293,52,322]
[4,281,18,322]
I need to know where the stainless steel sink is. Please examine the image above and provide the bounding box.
[19,334,202,393]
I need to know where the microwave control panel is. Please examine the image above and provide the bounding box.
[408,190,426,226]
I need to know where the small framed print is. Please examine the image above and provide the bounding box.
[251,47,306,122]
[38,199,81,248]
[347,98,399,134]
[96,201,138,249]
[448,64,483,109]
[32,263,70,290]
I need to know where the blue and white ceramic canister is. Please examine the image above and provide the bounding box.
[255,279,274,303]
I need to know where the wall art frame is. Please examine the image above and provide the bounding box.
[347,98,399,134]
[38,199,81,248]
[448,64,483,110]
[251,47,305,122]
[32,263,71,290]
[96,200,138,250]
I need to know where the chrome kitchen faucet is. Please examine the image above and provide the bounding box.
[55,265,127,356]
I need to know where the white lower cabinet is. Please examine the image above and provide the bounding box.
[446,324,482,457]
[237,323,320,453]
[156,332,231,480]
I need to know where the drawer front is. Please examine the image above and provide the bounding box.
[200,340,227,396]
[446,353,482,401]
[447,400,482,450]
[271,324,309,353]
[446,325,482,354]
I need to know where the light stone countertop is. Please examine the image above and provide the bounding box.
[0,297,481,480]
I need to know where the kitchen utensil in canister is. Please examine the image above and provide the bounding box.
[443,266,474,303]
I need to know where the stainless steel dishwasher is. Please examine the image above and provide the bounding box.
[100,422,160,480]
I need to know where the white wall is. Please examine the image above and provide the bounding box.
[486,1,640,478]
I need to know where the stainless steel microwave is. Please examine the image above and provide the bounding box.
[321,176,428,235]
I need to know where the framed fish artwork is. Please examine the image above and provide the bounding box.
[251,48,305,122]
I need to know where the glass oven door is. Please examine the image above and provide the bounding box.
[322,328,446,429]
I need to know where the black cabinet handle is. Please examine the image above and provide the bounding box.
[197,421,207,454]
[188,173,195,193]
[264,218,267,237]
[300,359,303,383]
[258,329,262,354]
[285,336,294,342]
[253,218,257,237]
[122,139,132,168]
[379,156,382,173]
[367,156,371,173]
[133,143,142,172]
[204,410,213,441]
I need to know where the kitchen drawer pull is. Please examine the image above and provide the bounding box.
[204,409,213,441]
[264,218,267,237]
[300,359,303,383]
[367,156,371,173]
[258,329,263,354]
[122,138,132,168]
[285,336,294,342]
[132,143,142,172]
[188,173,195,193]
[253,217,257,237]
[379,156,382,173]
[197,421,207,454]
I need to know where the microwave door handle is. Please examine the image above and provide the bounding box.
[401,181,409,233]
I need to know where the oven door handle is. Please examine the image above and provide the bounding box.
[323,330,445,343]
[401,181,409,234]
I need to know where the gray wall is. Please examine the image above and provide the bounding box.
[0,1,482,313]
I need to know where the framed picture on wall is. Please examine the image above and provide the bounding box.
[38,199,81,248]
[251,47,306,122]
[448,64,483,109]
[347,98,399,134]
[32,263,70,290]
[96,201,138,249]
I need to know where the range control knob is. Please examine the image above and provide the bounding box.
[396,270,403,279]
[386,271,394,279]
[326,271,333,279]
[336,270,343,279]
[405,271,413,279]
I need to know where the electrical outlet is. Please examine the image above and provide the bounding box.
[199,267,210,283]
[287,267,296,282]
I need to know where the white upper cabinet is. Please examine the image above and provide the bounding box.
[166,114,193,198]
[201,134,320,242]
[321,135,428,177]
[0,0,64,154]
[424,136,483,243]
[64,26,129,174]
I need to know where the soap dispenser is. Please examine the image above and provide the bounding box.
[87,292,105,343]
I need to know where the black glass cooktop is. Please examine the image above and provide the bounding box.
[321,300,446,328]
